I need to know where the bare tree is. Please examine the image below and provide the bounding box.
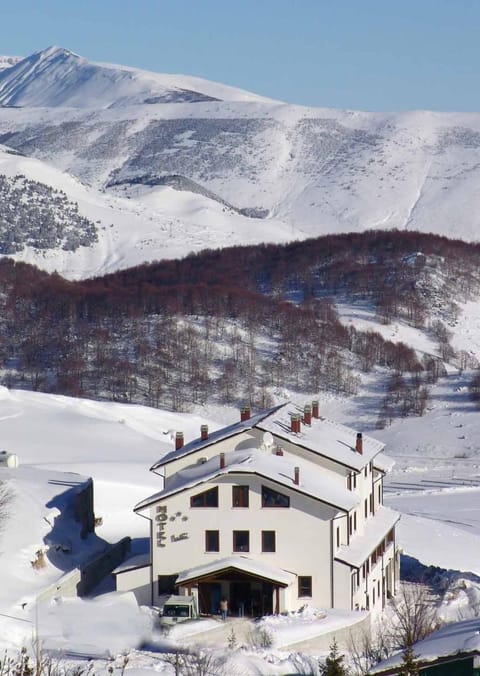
[162,648,226,676]
[386,584,440,650]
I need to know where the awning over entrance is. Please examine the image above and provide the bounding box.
[176,555,295,588]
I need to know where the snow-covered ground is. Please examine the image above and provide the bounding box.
[0,299,479,672]
[0,367,479,671]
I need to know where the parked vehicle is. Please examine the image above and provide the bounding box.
[159,595,199,627]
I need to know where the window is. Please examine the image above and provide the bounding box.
[205,530,219,552]
[347,474,352,491]
[336,527,340,548]
[262,530,276,552]
[190,486,218,508]
[262,485,290,508]
[364,499,368,518]
[378,484,381,503]
[353,473,357,489]
[233,530,249,552]
[232,485,249,507]
[158,574,177,595]
[298,576,312,597]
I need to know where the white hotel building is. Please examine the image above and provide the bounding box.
[116,402,400,617]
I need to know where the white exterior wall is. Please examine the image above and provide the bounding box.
[149,475,339,611]
[115,565,151,606]
[333,561,352,610]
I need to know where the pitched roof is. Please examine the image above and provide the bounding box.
[135,448,360,513]
[151,402,387,474]
[257,405,385,471]
[150,402,286,471]
[370,617,480,674]
[335,506,400,568]
[175,555,295,587]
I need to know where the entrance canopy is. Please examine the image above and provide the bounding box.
[176,555,295,588]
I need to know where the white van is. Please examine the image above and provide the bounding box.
[159,595,199,627]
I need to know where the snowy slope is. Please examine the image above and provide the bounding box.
[0,56,21,72]
[0,47,271,108]
[0,144,302,279]
[1,375,480,665]
[0,50,480,248]
[0,48,479,277]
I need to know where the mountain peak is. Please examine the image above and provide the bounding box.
[35,45,81,61]
[0,46,269,109]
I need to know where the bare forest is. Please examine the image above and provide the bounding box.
[1,229,479,420]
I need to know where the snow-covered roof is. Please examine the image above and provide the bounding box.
[370,617,480,674]
[257,406,385,471]
[137,448,360,513]
[151,403,286,471]
[373,453,395,473]
[112,553,150,575]
[335,506,400,568]
[153,402,386,474]
[176,555,296,587]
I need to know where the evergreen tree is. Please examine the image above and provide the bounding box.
[320,639,349,676]
[398,645,420,675]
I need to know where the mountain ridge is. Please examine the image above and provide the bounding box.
[0,46,273,109]
[0,47,480,278]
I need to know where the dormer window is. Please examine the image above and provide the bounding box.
[190,487,218,508]
[262,485,290,508]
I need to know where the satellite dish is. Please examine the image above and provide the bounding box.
[262,432,274,448]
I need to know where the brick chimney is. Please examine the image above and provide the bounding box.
[304,404,312,426]
[290,414,301,434]
[356,432,363,455]
[220,452,226,469]
[175,432,184,451]
[294,466,300,485]
[275,448,284,456]
[240,405,251,422]
[312,400,319,418]
[201,424,209,441]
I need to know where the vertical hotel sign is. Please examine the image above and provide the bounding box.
[156,505,168,547]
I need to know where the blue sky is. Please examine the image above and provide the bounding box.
[1,0,479,112]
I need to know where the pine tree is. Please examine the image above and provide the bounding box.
[320,639,350,676]
[398,645,420,675]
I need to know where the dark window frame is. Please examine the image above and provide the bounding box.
[158,574,177,596]
[298,576,312,598]
[261,530,276,553]
[205,530,219,552]
[261,485,290,508]
[233,530,250,552]
[232,485,249,508]
[190,486,218,508]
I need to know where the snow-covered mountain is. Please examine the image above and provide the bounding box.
[1,47,480,277]
[0,55,22,72]
[0,46,271,108]
[0,144,300,279]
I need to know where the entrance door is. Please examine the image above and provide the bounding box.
[198,582,221,615]
[230,582,251,616]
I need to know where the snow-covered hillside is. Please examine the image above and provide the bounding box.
[0,144,301,279]
[1,360,480,667]
[0,46,271,109]
[0,55,21,72]
[0,46,479,267]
